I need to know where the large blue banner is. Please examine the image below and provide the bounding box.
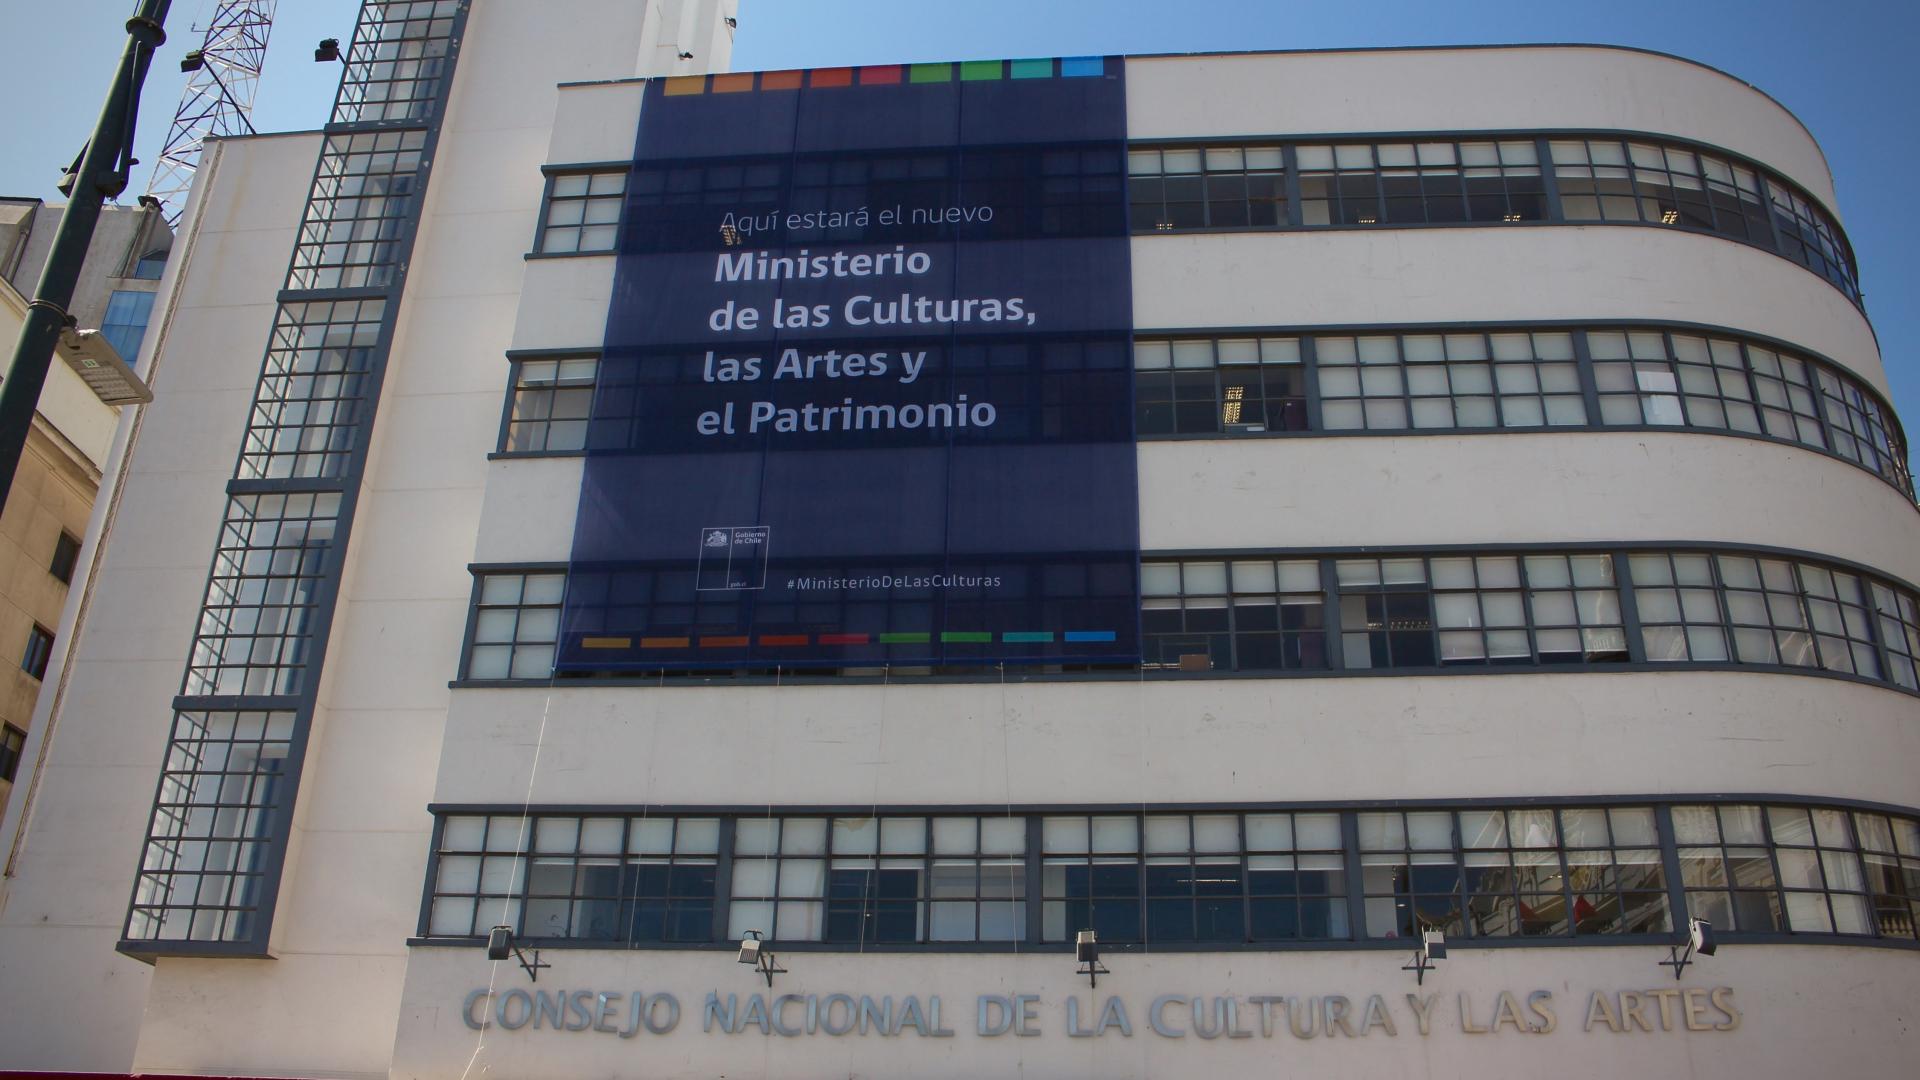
[558,58,1137,671]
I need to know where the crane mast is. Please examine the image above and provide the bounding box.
[143,0,275,225]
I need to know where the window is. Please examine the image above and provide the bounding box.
[49,530,81,585]
[1631,553,1883,674]
[464,572,564,680]
[238,299,387,481]
[185,493,340,696]
[1361,807,1668,940]
[0,723,24,782]
[1298,140,1544,225]
[1041,812,1348,944]
[1673,804,1875,937]
[1817,366,1912,491]
[1141,558,1326,672]
[330,0,459,126]
[420,801,1920,949]
[1853,812,1920,940]
[1316,331,1584,430]
[1871,582,1920,691]
[501,357,597,452]
[288,131,426,290]
[536,171,626,254]
[21,625,54,680]
[1128,146,1286,231]
[131,248,168,280]
[1337,555,1628,670]
[126,711,294,942]
[1133,337,1306,435]
[99,289,156,364]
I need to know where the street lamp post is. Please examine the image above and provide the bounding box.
[0,0,171,519]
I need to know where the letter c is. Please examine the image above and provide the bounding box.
[1150,995,1187,1037]
[462,989,491,1031]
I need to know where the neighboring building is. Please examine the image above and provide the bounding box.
[0,195,173,368]
[0,194,170,819]
[0,2,1915,1078]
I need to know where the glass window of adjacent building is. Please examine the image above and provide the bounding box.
[1297,141,1544,225]
[1128,146,1286,231]
[0,723,24,783]
[100,289,155,366]
[536,171,626,254]
[1316,331,1584,430]
[501,357,597,453]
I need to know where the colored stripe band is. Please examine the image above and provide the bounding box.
[639,636,692,648]
[940,631,994,643]
[758,634,809,646]
[1001,631,1055,643]
[818,633,870,645]
[1065,630,1117,642]
[700,635,750,648]
[581,637,631,649]
[880,632,932,644]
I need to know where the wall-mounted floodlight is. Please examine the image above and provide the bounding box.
[179,49,205,73]
[1075,929,1109,989]
[56,328,153,406]
[314,38,342,63]
[677,51,694,60]
[1402,930,1446,984]
[1659,917,1716,979]
[485,925,550,983]
[738,930,786,988]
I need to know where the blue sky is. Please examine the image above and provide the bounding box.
[5,0,1914,463]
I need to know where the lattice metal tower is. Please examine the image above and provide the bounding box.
[143,1,276,225]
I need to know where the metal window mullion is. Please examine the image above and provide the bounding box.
[1341,811,1365,940]
[1300,335,1324,431]
[1321,557,1345,671]
[1612,551,1649,664]
[1024,816,1043,946]
[712,816,735,946]
[1536,137,1565,220]
[1653,805,1691,935]
[1281,144,1303,227]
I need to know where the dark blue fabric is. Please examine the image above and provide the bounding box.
[560,62,1138,670]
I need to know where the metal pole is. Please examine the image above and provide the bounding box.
[0,0,171,520]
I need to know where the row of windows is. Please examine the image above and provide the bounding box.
[497,324,1909,500]
[539,133,1860,301]
[462,546,1920,694]
[1134,327,1910,496]
[420,800,1920,949]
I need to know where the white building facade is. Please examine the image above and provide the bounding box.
[0,2,1914,1077]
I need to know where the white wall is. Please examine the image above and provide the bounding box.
[0,130,319,1073]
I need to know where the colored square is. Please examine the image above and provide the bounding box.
[858,65,902,85]
[759,69,803,90]
[661,75,706,96]
[959,60,1003,81]
[909,63,953,84]
[710,73,755,94]
[808,67,853,88]
[1060,56,1105,78]
[1009,58,1053,79]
